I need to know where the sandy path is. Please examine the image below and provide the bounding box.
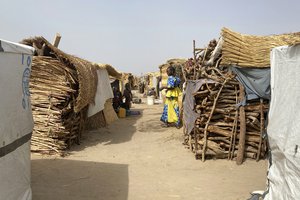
[31,103,267,200]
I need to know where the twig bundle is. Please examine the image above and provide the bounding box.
[183,38,269,163]
[21,37,105,155]
[30,56,84,155]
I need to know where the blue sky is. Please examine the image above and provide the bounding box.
[1,0,300,75]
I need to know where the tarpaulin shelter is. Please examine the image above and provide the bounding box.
[264,44,300,199]
[0,39,35,200]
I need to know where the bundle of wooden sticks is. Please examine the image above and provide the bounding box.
[183,39,268,164]
[30,56,85,155]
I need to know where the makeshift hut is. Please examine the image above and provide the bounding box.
[122,72,137,90]
[182,28,300,164]
[144,71,160,97]
[146,71,160,89]
[22,37,120,155]
[0,39,35,200]
[131,75,139,90]
[137,75,146,94]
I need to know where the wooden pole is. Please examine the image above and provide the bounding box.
[229,86,238,160]
[256,98,264,161]
[236,84,246,165]
[53,33,61,48]
[202,79,227,161]
[181,63,187,83]
[193,40,197,80]
[194,128,198,159]
[201,48,208,65]
[188,134,193,152]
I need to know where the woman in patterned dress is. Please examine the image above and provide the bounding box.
[160,66,182,128]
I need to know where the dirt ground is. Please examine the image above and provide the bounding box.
[31,102,267,200]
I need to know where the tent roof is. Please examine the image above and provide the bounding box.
[0,39,34,54]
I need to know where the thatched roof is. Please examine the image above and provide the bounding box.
[159,58,187,69]
[146,71,160,77]
[166,58,187,65]
[221,27,300,68]
[22,37,97,112]
[94,63,122,79]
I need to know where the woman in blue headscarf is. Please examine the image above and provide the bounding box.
[160,66,182,128]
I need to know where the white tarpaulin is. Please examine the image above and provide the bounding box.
[0,39,34,200]
[87,69,114,117]
[265,44,300,200]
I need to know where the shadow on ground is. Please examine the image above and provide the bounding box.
[137,117,167,132]
[69,108,143,153]
[31,159,128,200]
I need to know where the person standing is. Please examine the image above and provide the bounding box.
[112,86,122,113]
[160,66,181,128]
[122,83,133,110]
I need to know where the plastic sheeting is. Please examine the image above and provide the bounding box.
[231,67,270,105]
[88,69,114,117]
[264,44,300,200]
[1,142,32,200]
[0,39,34,55]
[183,79,215,135]
[0,39,34,200]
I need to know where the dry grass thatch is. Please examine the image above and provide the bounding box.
[221,27,300,67]
[166,58,187,66]
[30,56,85,154]
[22,37,97,112]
